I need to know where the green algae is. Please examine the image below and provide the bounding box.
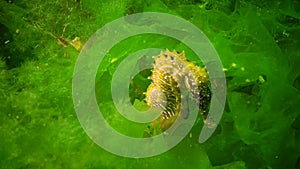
[1,0,300,168]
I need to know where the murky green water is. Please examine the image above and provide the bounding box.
[1,0,300,168]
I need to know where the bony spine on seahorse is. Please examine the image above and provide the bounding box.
[144,49,212,136]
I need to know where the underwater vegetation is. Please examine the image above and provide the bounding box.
[1,0,300,169]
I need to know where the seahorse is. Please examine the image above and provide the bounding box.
[144,50,212,136]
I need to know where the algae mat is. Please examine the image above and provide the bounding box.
[1,0,300,169]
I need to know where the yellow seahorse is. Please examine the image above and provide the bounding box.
[144,50,212,137]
